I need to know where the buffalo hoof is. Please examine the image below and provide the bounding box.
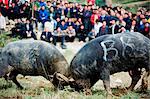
[83,89,92,95]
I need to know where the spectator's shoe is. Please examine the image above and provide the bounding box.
[61,44,67,49]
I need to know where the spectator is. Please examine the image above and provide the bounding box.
[109,18,119,34]
[44,19,54,33]
[118,26,127,33]
[139,18,147,35]
[118,15,126,27]
[41,27,53,43]
[78,24,86,42]
[59,19,68,31]
[29,5,39,30]
[66,25,76,42]
[46,1,52,9]
[70,2,78,18]
[0,11,6,33]
[20,1,30,18]
[66,18,75,27]
[39,0,46,7]
[64,2,70,18]
[49,6,55,20]
[94,19,102,36]
[126,19,138,32]
[8,3,19,20]
[23,19,37,40]
[123,13,131,29]
[96,20,109,37]
[53,20,67,49]
[54,3,62,19]
[90,9,100,28]
[88,28,95,41]
[143,22,150,37]
[0,3,7,17]
[39,6,49,27]
[87,0,95,5]
[11,19,24,37]
[99,10,109,24]
[83,5,92,35]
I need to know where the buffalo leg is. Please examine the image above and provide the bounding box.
[82,79,92,95]
[9,71,23,89]
[141,70,150,92]
[103,79,112,95]
[101,65,112,96]
[127,69,141,91]
[4,74,8,81]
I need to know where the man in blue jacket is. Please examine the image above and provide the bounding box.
[39,6,49,27]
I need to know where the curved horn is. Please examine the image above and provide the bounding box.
[55,73,69,83]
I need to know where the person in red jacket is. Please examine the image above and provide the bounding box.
[87,0,95,5]
[90,9,99,28]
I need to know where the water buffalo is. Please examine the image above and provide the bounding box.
[0,39,69,89]
[56,32,150,95]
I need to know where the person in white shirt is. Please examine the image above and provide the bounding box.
[66,25,76,42]
[44,19,54,33]
[0,12,6,33]
[94,19,102,36]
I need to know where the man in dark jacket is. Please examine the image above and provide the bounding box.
[8,3,19,20]
[126,19,138,32]
[41,28,53,43]
[23,19,37,40]
[109,18,119,34]
[96,20,109,37]
[11,19,25,37]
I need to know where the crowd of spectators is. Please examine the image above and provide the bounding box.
[0,0,150,49]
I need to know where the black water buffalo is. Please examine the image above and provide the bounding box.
[0,39,69,89]
[57,32,150,95]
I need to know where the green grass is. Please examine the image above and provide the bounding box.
[0,32,20,47]
[0,77,149,99]
[113,0,144,4]
[124,2,150,13]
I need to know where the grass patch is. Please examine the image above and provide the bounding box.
[0,76,148,99]
[0,32,20,47]
[124,2,150,13]
[113,0,144,4]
